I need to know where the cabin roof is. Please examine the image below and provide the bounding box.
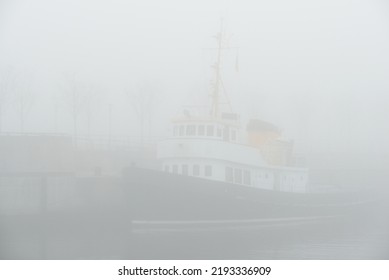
[247,119,279,132]
[171,117,240,128]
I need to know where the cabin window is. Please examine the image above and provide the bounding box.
[231,129,236,141]
[204,165,212,177]
[179,125,184,136]
[217,127,222,137]
[172,165,178,174]
[193,165,200,176]
[182,164,188,175]
[223,127,230,141]
[206,125,214,136]
[234,169,242,184]
[198,125,205,136]
[173,126,178,136]
[243,170,251,185]
[164,165,169,172]
[225,167,233,182]
[186,125,196,136]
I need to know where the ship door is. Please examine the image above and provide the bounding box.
[274,172,281,191]
[223,126,230,142]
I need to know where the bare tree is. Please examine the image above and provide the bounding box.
[60,74,88,148]
[125,82,159,147]
[83,84,101,139]
[0,66,16,133]
[13,75,35,133]
[52,88,62,134]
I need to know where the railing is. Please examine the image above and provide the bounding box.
[0,131,160,152]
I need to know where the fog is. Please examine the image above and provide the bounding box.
[1,0,389,158]
[1,0,389,259]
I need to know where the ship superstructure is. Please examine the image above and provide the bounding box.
[157,24,309,193]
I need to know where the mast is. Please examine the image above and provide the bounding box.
[211,20,224,119]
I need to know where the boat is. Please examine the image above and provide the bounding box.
[122,26,372,225]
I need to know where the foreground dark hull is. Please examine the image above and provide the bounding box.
[122,167,372,221]
[0,168,384,259]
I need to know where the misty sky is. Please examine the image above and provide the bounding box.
[1,0,389,164]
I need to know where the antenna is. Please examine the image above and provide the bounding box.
[211,19,223,119]
[210,19,234,119]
